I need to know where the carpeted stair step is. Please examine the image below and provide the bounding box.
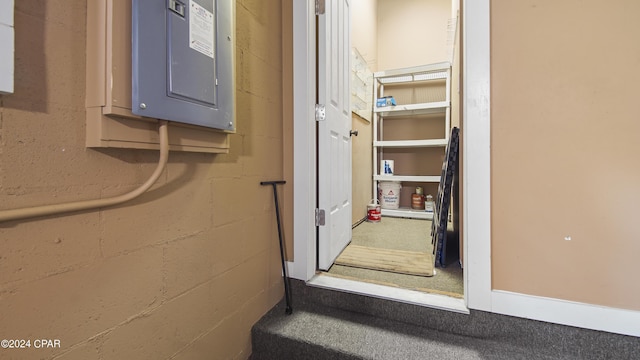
[251,280,640,360]
[252,300,557,360]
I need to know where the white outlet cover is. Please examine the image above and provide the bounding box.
[0,0,14,26]
[0,0,14,94]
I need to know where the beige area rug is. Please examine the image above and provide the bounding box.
[335,244,434,277]
[328,217,463,296]
[323,272,463,299]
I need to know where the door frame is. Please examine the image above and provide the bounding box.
[288,0,491,311]
[288,0,640,337]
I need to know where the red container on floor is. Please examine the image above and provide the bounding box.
[367,200,381,222]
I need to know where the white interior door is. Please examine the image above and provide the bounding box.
[317,0,352,270]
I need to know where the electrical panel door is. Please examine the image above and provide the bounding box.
[132,0,235,131]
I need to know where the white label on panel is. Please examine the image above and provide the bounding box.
[189,0,215,59]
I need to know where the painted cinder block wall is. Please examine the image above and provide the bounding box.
[0,0,286,359]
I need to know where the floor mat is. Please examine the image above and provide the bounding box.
[335,245,434,277]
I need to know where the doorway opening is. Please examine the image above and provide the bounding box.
[289,0,492,314]
[318,0,464,303]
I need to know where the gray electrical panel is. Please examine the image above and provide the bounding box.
[132,0,235,131]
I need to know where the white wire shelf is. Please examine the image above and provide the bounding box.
[374,175,441,183]
[381,208,434,220]
[374,101,449,117]
[374,62,451,79]
[374,139,448,148]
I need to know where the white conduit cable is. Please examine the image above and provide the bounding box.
[0,120,170,223]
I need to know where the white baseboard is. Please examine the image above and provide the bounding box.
[491,290,640,337]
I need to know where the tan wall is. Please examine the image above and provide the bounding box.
[377,0,450,70]
[491,0,640,310]
[351,114,373,222]
[0,1,286,359]
[352,0,378,72]
[351,0,378,223]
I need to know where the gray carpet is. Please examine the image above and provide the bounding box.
[253,301,559,360]
[328,217,463,297]
[252,281,640,360]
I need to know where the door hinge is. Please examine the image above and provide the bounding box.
[315,208,326,226]
[315,104,326,121]
[315,0,325,15]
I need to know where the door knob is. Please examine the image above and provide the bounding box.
[349,130,359,137]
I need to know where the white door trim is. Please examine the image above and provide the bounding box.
[461,0,492,312]
[288,0,492,309]
[289,0,317,281]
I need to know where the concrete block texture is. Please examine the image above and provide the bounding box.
[51,339,100,360]
[235,2,282,68]
[0,0,285,358]
[0,212,102,286]
[171,311,246,360]
[235,91,284,140]
[0,248,164,348]
[5,6,85,112]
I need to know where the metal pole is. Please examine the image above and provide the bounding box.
[260,180,292,315]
